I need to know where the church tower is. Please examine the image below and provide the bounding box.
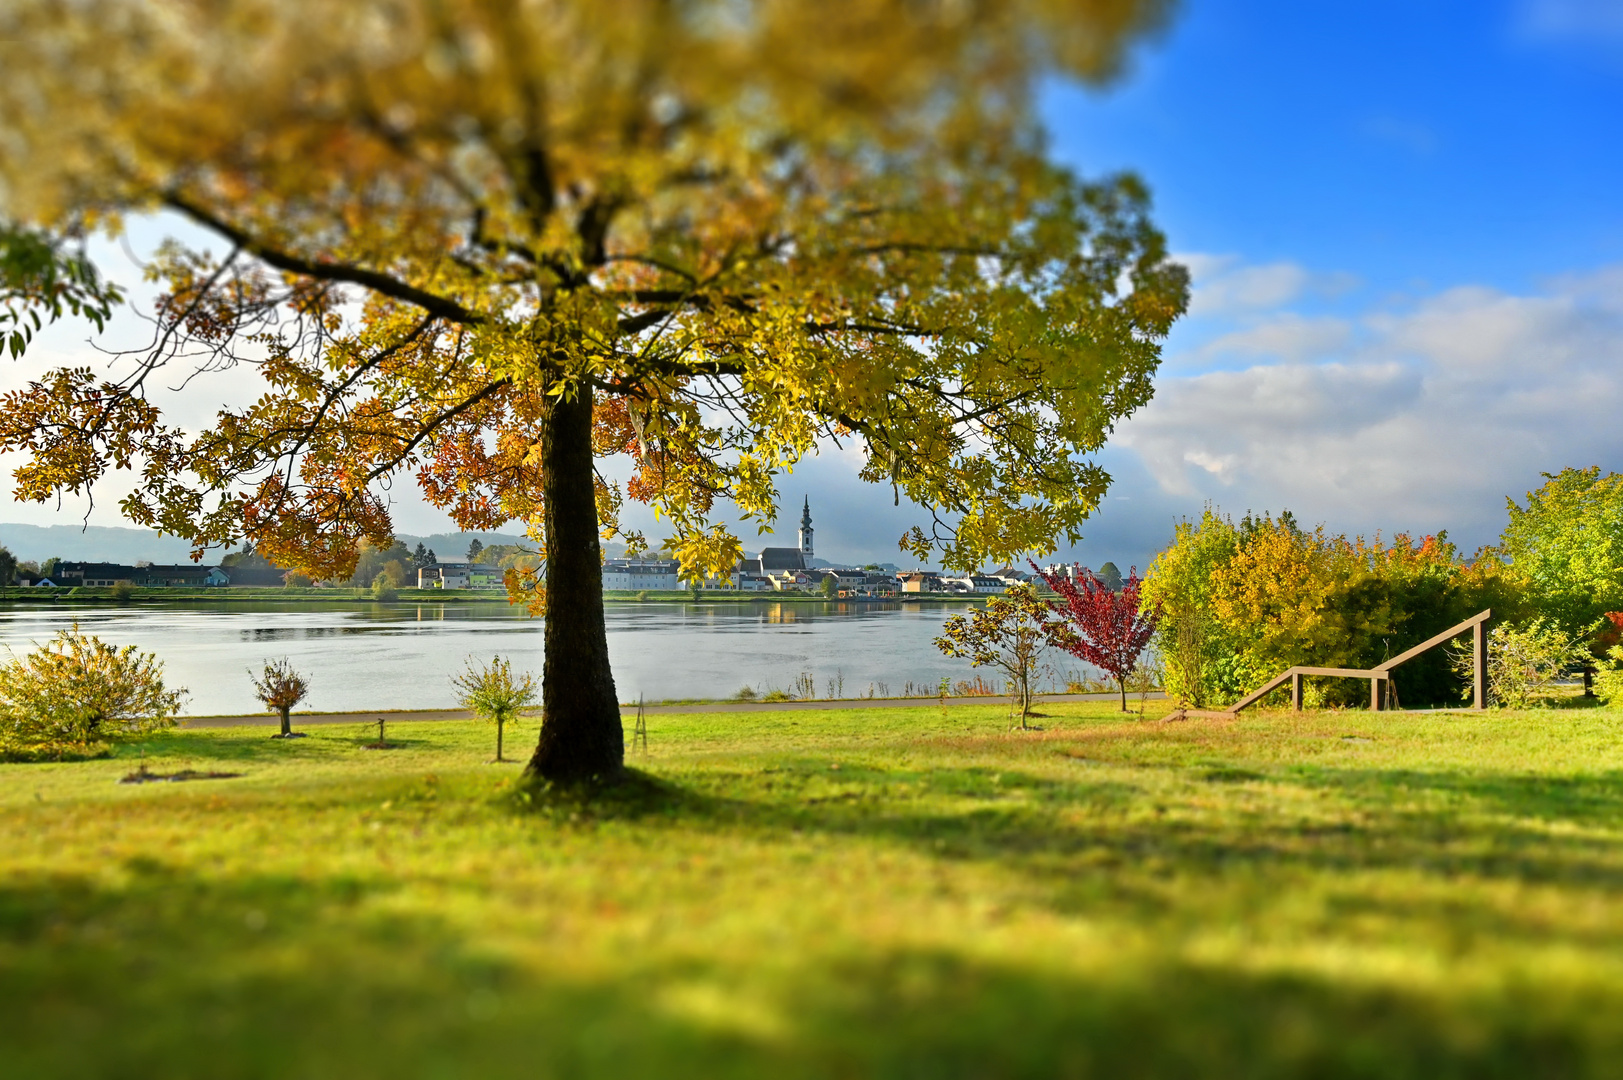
[798,496,814,560]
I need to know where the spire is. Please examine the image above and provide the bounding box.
[798,495,814,558]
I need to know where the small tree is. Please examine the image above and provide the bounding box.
[453,656,538,763]
[821,575,838,599]
[1034,561,1160,711]
[467,538,484,563]
[0,624,185,758]
[934,584,1052,728]
[251,658,311,737]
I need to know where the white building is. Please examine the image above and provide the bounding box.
[601,559,682,591]
[941,574,1007,594]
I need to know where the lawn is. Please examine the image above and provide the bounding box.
[5,702,1623,1078]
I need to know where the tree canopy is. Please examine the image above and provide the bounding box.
[1500,467,1623,635]
[0,0,1187,779]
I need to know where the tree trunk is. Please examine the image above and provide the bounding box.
[1118,678,1127,712]
[279,705,292,736]
[525,386,624,783]
[496,716,504,763]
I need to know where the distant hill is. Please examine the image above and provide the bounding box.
[0,522,622,565]
[0,523,216,564]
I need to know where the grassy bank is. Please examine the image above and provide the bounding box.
[6,703,1623,1077]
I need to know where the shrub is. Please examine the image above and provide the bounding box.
[109,580,135,603]
[452,655,538,763]
[1450,619,1590,709]
[1143,507,1528,708]
[0,624,186,759]
[733,686,759,702]
[251,658,311,738]
[371,572,398,602]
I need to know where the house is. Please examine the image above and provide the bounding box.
[989,566,1030,585]
[601,559,682,591]
[54,562,140,588]
[139,564,230,587]
[898,571,941,593]
[416,561,503,589]
[941,574,1005,594]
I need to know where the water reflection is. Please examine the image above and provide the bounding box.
[0,600,1058,716]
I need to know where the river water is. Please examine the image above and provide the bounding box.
[0,601,1096,716]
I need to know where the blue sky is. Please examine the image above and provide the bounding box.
[6,0,1623,570]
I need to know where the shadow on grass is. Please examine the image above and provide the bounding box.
[2,862,1617,1079]
[1288,766,1623,827]
[525,761,1623,904]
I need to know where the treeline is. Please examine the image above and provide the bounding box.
[1142,467,1623,708]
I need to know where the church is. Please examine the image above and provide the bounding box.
[736,497,816,578]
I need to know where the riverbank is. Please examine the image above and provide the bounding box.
[0,585,991,606]
[6,703,1623,1075]
[180,690,1169,727]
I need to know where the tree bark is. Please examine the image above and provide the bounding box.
[525,386,624,783]
[1118,679,1127,712]
[279,705,292,736]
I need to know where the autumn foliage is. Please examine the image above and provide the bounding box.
[1033,562,1159,711]
[1142,509,1529,708]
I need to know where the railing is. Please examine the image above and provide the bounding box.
[1223,609,1492,714]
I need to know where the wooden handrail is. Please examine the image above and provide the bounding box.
[1226,609,1493,714]
[1374,609,1492,672]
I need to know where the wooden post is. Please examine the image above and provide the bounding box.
[1291,672,1303,711]
[1370,677,1382,711]
[1473,619,1488,709]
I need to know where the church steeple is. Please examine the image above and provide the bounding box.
[798,496,814,559]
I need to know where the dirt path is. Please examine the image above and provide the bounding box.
[181,691,1167,728]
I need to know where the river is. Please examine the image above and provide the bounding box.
[0,600,1100,716]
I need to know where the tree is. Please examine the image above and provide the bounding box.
[821,574,838,599]
[1500,467,1623,635]
[453,655,538,763]
[1034,561,1158,711]
[0,546,15,586]
[0,624,185,758]
[371,572,400,602]
[1,223,121,358]
[250,658,311,738]
[1095,562,1124,592]
[467,538,484,563]
[934,584,1052,728]
[412,543,431,570]
[0,1,1187,782]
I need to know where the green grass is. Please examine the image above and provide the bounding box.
[6,703,1623,1077]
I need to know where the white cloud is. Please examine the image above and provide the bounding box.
[1116,266,1623,546]
[1178,253,1360,317]
[1198,314,1353,363]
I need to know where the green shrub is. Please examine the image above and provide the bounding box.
[110,580,135,603]
[0,624,186,759]
[1448,618,1589,709]
[371,572,398,602]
